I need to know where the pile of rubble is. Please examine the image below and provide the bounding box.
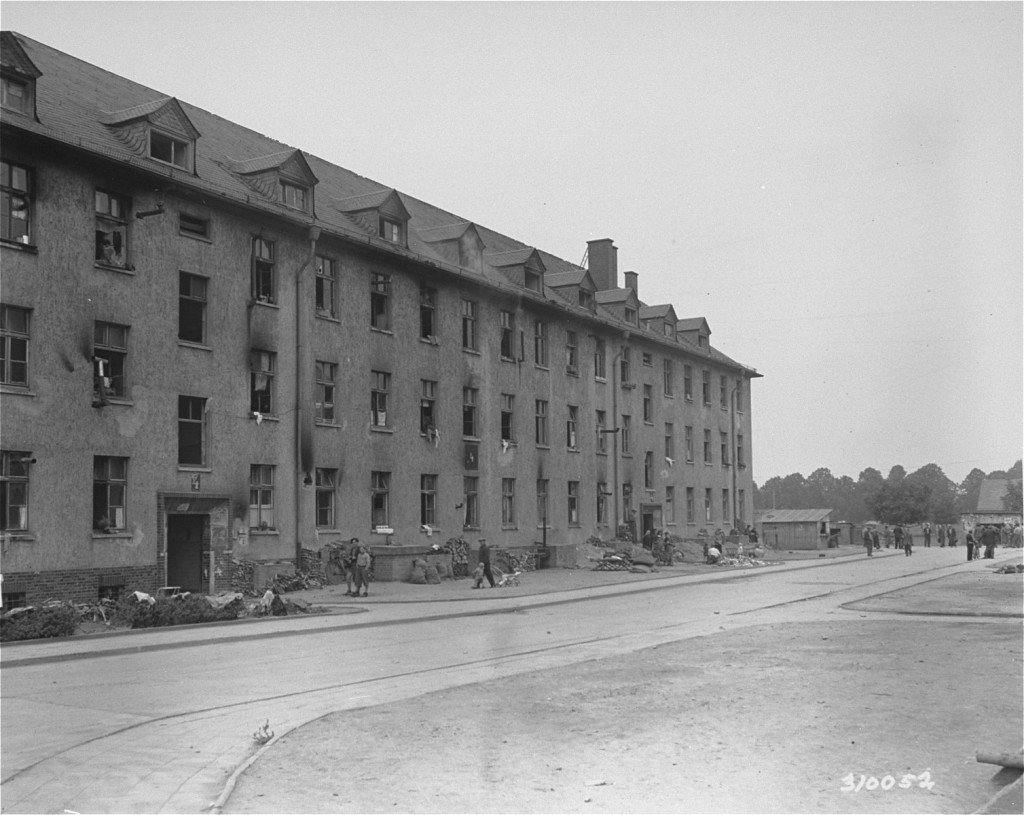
[993,563,1024,574]
[710,555,773,568]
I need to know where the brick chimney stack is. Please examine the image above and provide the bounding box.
[587,238,618,291]
[624,271,638,296]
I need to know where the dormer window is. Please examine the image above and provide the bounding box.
[625,307,637,325]
[664,322,674,338]
[150,130,192,170]
[579,290,594,310]
[281,181,309,212]
[525,268,542,292]
[380,216,404,244]
[1,75,31,114]
[698,335,707,348]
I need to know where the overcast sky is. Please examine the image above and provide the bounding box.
[5,1,1021,486]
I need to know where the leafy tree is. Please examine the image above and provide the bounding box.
[957,468,987,514]
[1003,480,1023,513]
[887,465,907,484]
[1008,460,1023,479]
[866,480,932,525]
[905,464,957,523]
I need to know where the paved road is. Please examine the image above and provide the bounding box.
[0,549,1017,814]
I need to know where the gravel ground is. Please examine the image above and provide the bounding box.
[227,566,1023,814]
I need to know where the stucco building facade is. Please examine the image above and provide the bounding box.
[0,32,760,606]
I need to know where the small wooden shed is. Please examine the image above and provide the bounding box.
[756,509,833,550]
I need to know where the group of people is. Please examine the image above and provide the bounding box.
[965,525,1007,561]
[862,521,1022,562]
[339,537,373,597]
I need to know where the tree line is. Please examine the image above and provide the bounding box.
[754,460,1023,525]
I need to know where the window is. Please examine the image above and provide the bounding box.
[370,272,391,330]
[535,399,548,446]
[565,330,578,375]
[93,321,128,401]
[534,320,548,366]
[663,358,674,396]
[371,471,390,527]
[249,350,276,414]
[702,370,711,405]
[463,476,479,528]
[178,396,207,466]
[179,213,209,240]
[665,486,675,524]
[500,310,515,360]
[721,432,729,465]
[249,464,275,530]
[625,306,637,325]
[525,266,542,292]
[596,410,607,454]
[1,160,31,245]
[685,426,694,462]
[643,384,653,423]
[735,380,744,412]
[420,380,437,434]
[316,468,336,528]
[280,180,309,212]
[642,352,652,367]
[566,405,578,449]
[250,237,275,302]
[704,429,712,464]
[597,481,608,525]
[95,190,129,268]
[594,338,606,379]
[686,487,695,523]
[621,414,631,454]
[501,477,516,526]
[462,387,478,437]
[664,321,674,338]
[420,286,437,340]
[536,478,549,527]
[150,130,192,170]
[684,365,693,401]
[421,474,437,525]
[315,361,336,423]
[705,488,713,522]
[379,216,404,244]
[461,299,478,350]
[665,423,675,461]
[316,256,336,318]
[567,481,580,526]
[371,371,390,428]
[737,434,745,467]
[620,347,631,383]
[644,451,653,489]
[179,273,207,344]
[722,489,730,524]
[0,304,29,386]
[93,456,127,532]
[1,76,31,114]
[1,451,30,531]
[579,289,594,310]
[500,393,514,442]
[720,375,728,409]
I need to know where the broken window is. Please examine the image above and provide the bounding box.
[95,190,129,268]
[463,476,479,528]
[371,471,390,527]
[93,321,128,403]
[1,160,32,245]
[316,468,336,528]
[420,285,436,340]
[500,310,515,360]
[565,330,578,376]
[370,272,390,330]
[420,380,437,435]
[371,370,389,428]
[251,237,275,303]
[500,393,514,443]
[250,349,274,414]
[316,256,336,318]
[566,405,578,449]
[567,481,580,526]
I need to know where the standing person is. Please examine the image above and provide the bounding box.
[1013,524,1023,549]
[477,538,495,588]
[344,538,359,596]
[903,526,913,556]
[965,529,976,561]
[923,523,932,547]
[894,524,905,552]
[884,525,893,549]
[937,524,946,547]
[948,524,958,548]
[862,525,874,556]
[354,545,372,597]
[871,528,881,550]
[982,525,997,559]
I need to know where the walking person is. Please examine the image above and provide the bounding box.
[923,522,932,547]
[948,524,958,548]
[981,525,998,559]
[894,524,904,552]
[863,525,874,556]
[344,538,359,596]
[965,529,976,561]
[903,526,913,556]
[884,525,893,549]
[872,528,880,550]
[354,545,372,597]
[477,538,496,588]
[937,524,946,547]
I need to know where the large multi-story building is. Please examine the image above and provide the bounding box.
[0,32,760,606]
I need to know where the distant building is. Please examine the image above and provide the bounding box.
[960,478,1022,531]
[756,509,833,550]
[0,32,761,606]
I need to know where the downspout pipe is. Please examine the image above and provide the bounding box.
[295,225,321,564]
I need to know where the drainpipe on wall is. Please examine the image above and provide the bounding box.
[730,382,739,529]
[610,331,631,533]
[295,225,321,565]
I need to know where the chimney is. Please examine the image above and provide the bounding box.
[587,238,617,291]
[623,271,638,296]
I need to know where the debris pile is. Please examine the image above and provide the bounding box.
[994,563,1024,574]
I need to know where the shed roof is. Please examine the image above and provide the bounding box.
[975,478,1021,513]
[756,509,832,523]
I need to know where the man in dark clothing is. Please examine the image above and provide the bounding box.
[981,525,998,559]
[477,538,495,587]
[966,530,976,561]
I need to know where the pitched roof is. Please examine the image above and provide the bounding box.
[545,269,589,288]
[486,247,544,269]
[1,30,41,78]
[640,304,676,320]
[976,478,1021,513]
[677,317,710,333]
[417,222,476,243]
[757,509,833,523]
[595,288,635,305]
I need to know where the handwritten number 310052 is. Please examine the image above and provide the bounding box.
[840,771,934,792]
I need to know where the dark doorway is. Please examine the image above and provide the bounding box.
[167,514,207,592]
[640,505,662,548]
